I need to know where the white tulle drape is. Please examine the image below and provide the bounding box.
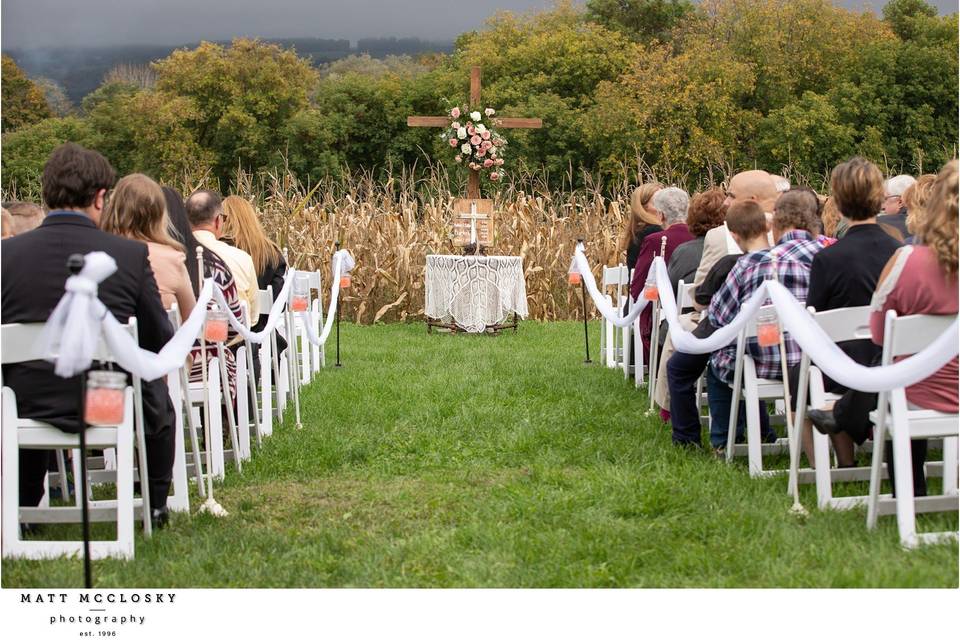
[574,245,959,393]
[41,249,354,382]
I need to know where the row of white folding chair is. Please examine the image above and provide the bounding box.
[866,311,958,549]
[2,320,144,560]
[292,270,325,384]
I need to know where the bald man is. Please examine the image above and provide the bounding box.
[692,170,779,307]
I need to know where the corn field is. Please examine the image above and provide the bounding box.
[233,167,653,325]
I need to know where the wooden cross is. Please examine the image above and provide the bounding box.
[407,66,543,199]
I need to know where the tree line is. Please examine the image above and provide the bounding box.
[2,0,956,197]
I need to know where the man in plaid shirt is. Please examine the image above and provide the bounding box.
[706,193,823,444]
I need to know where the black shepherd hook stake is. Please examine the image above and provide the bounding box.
[67,254,94,589]
[335,241,342,367]
[578,239,591,364]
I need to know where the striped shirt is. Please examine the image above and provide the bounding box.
[707,230,822,383]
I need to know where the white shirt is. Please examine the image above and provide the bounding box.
[194,229,259,320]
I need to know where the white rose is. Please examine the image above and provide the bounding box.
[475,124,487,134]
[457,127,467,139]
[470,111,481,122]
[460,143,472,154]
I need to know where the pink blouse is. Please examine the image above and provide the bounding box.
[870,245,958,412]
[147,242,197,322]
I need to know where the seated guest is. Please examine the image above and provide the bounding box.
[619,183,663,271]
[100,174,196,321]
[667,201,771,449]
[187,189,259,321]
[653,187,726,416]
[821,196,843,239]
[706,197,822,450]
[810,160,959,497]
[691,170,779,301]
[1,143,175,528]
[877,174,915,238]
[629,187,694,365]
[791,158,902,467]
[221,196,287,303]
[902,173,936,243]
[3,201,45,236]
[165,187,243,399]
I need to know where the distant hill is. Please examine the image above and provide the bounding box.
[3,37,454,105]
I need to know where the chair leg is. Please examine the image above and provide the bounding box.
[245,343,262,449]
[743,361,763,477]
[166,371,190,513]
[889,393,919,548]
[942,436,958,497]
[866,404,889,530]
[216,349,242,473]
[132,377,152,538]
[236,347,251,461]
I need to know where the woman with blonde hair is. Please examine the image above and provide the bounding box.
[101,173,196,321]
[619,182,662,270]
[221,195,287,298]
[902,173,937,242]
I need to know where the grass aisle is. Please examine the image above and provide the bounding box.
[3,321,957,587]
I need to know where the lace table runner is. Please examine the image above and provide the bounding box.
[425,255,529,333]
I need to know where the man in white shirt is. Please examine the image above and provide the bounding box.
[186,189,259,319]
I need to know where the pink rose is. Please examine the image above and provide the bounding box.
[481,131,491,140]
[467,125,476,136]
[490,172,500,181]
[449,138,458,147]
[450,107,460,118]
[470,135,482,146]
[477,147,486,157]
[482,140,493,150]
[483,158,494,168]
[496,158,504,166]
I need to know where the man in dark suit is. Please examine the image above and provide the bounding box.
[1,143,176,528]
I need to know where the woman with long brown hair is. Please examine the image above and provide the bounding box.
[101,173,196,321]
[221,196,287,297]
[619,182,662,270]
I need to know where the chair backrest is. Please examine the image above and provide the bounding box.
[1,318,137,366]
[238,300,252,329]
[304,270,322,291]
[677,280,697,310]
[257,287,274,318]
[882,311,957,363]
[807,305,872,343]
[602,265,629,287]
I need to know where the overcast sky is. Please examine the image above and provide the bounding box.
[1,0,956,50]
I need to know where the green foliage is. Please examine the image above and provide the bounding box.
[883,0,938,41]
[1,55,52,132]
[153,38,318,179]
[0,116,95,194]
[585,0,694,42]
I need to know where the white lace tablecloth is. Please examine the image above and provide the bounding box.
[425,255,529,333]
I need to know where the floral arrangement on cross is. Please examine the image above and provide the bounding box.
[441,105,507,181]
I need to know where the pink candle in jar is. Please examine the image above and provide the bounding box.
[339,275,351,288]
[757,322,780,347]
[568,272,581,285]
[643,284,659,301]
[85,371,126,426]
[204,318,229,342]
[291,296,309,312]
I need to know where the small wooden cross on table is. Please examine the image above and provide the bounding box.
[407,65,543,200]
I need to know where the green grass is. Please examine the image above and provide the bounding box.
[3,321,957,587]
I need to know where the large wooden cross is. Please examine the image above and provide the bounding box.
[407,66,542,199]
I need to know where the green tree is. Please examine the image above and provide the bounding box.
[585,0,694,42]
[1,55,52,132]
[883,0,938,41]
[1,116,95,193]
[153,38,318,179]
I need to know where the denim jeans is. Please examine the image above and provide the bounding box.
[666,350,711,446]
[705,365,773,449]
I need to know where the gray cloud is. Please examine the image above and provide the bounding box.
[2,1,955,50]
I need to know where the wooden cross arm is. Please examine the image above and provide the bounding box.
[407,116,543,129]
[407,116,450,127]
[496,117,543,129]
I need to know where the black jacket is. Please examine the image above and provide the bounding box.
[1,212,174,433]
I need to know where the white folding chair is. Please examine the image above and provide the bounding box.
[866,311,959,548]
[725,304,791,476]
[791,306,878,509]
[2,321,141,559]
[257,286,284,432]
[164,304,200,512]
[292,270,325,382]
[600,265,629,369]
